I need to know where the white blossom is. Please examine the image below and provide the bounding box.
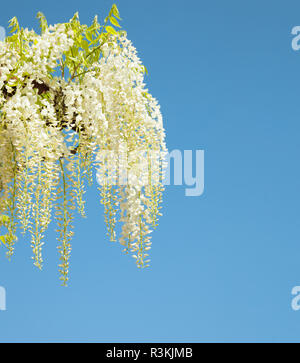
[0,7,166,284]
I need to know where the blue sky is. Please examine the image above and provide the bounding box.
[1,0,300,342]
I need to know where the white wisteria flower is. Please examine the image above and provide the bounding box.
[0,4,167,285]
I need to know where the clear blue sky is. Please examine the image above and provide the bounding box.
[1,0,300,343]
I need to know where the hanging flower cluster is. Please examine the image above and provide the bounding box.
[0,4,167,285]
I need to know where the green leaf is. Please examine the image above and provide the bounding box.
[36,12,48,33]
[110,16,121,28]
[0,215,9,224]
[143,65,149,75]
[68,56,78,62]
[86,31,93,42]
[105,26,118,36]
[81,39,89,52]
[0,236,6,244]
[112,4,121,20]
[8,17,19,33]
[71,12,79,22]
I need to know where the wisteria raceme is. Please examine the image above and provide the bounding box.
[0,5,167,285]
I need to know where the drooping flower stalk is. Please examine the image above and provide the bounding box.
[0,4,167,285]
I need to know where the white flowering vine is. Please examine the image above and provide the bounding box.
[0,4,167,285]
